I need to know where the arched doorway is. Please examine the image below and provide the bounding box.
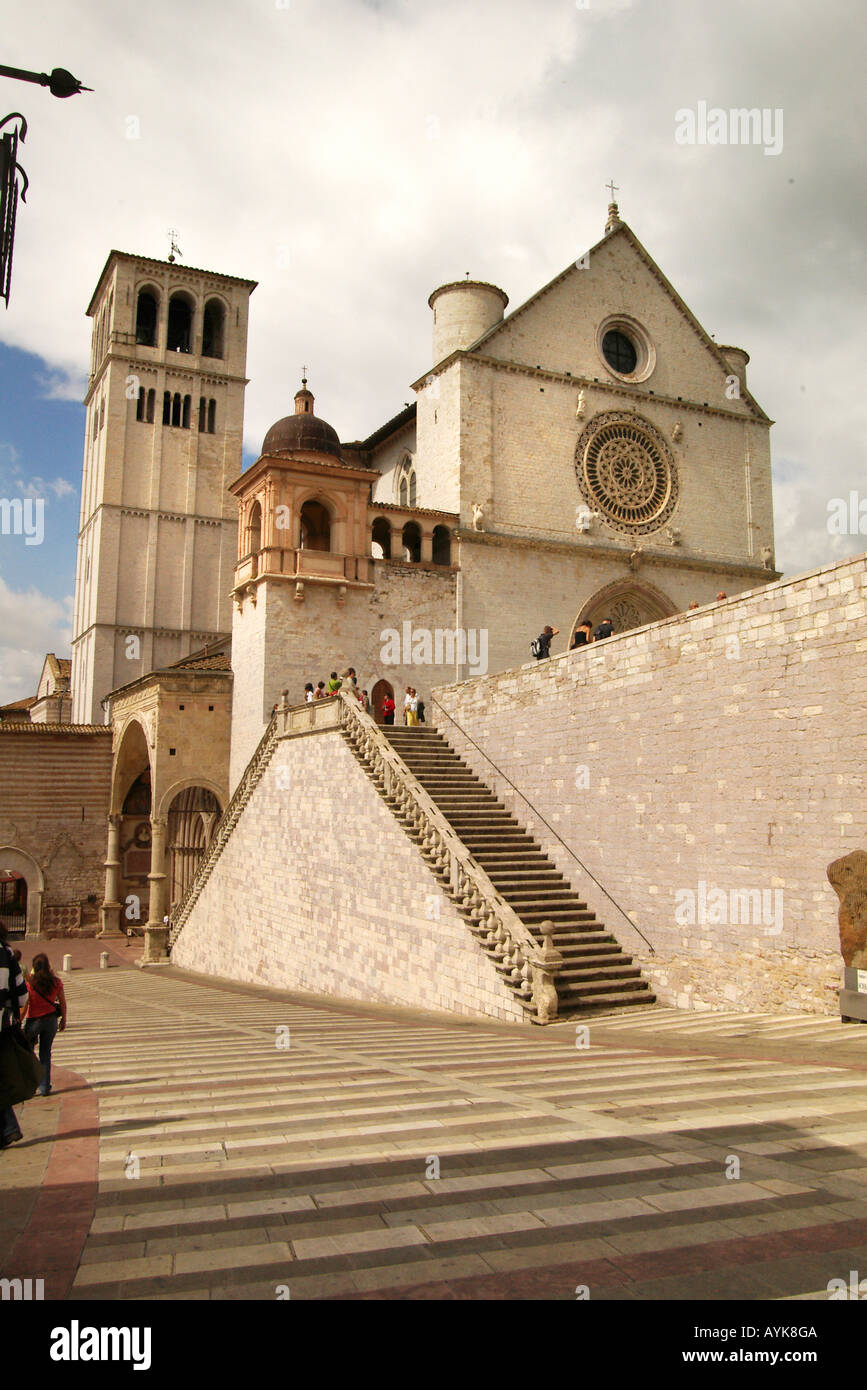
[370,679,394,725]
[0,847,44,937]
[572,580,678,641]
[166,786,221,910]
[0,870,27,938]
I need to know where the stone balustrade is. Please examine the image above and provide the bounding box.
[170,687,564,1021]
[333,691,563,1022]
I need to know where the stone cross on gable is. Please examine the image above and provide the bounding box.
[606,180,619,202]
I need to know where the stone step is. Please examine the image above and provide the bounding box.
[502,903,595,920]
[559,990,658,1014]
[561,977,653,999]
[557,964,643,983]
[378,720,655,1020]
[556,953,635,971]
[486,874,568,888]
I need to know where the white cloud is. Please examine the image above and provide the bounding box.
[0,448,77,503]
[0,578,73,704]
[0,0,863,586]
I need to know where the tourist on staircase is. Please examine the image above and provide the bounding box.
[382,692,396,725]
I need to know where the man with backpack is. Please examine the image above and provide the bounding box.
[593,616,614,641]
[531,625,559,660]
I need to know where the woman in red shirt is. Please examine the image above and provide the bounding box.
[22,954,67,1097]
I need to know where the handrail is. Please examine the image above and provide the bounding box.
[335,691,564,1021]
[430,693,655,954]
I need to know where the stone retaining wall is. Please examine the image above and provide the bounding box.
[431,551,867,1014]
[173,727,526,1023]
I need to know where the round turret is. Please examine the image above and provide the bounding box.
[718,345,749,394]
[428,280,509,366]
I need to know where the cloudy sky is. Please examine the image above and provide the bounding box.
[0,0,864,703]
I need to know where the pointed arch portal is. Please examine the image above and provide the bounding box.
[572,579,678,640]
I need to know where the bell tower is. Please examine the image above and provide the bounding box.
[70,250,257,724]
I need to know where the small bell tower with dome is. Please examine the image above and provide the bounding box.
[228,378,379,786]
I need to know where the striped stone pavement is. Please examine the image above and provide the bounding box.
[6,967,867,1300]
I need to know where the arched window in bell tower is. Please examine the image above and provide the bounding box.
[135,288,159,347]
[167,293,194,353]
[201,299,225,359]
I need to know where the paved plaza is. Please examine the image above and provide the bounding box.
[2,946,867,1301]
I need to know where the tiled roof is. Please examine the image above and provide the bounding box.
[0,697,37,715]
[347,403,417,453]
[370,502,458,519]
[0,723,111,735]
[168,640,232,673]
[172,655,232,672]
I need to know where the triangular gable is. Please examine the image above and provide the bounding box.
[466,220,769,422]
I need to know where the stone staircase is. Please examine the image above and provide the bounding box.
[360,724,655,1018]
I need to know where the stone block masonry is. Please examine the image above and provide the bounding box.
[173,728,526,1024]
[0,726,114,935]
[432,551,867,1015]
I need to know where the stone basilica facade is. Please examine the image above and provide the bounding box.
[4,201,778,949]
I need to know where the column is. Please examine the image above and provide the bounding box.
[420,529,434,564]
[98,812,124,937]
[138,816,170,967]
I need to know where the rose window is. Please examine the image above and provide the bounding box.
[576,411,679,535]
[610,599,645,633]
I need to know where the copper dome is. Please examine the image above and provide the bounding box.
[261,381,342,460]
